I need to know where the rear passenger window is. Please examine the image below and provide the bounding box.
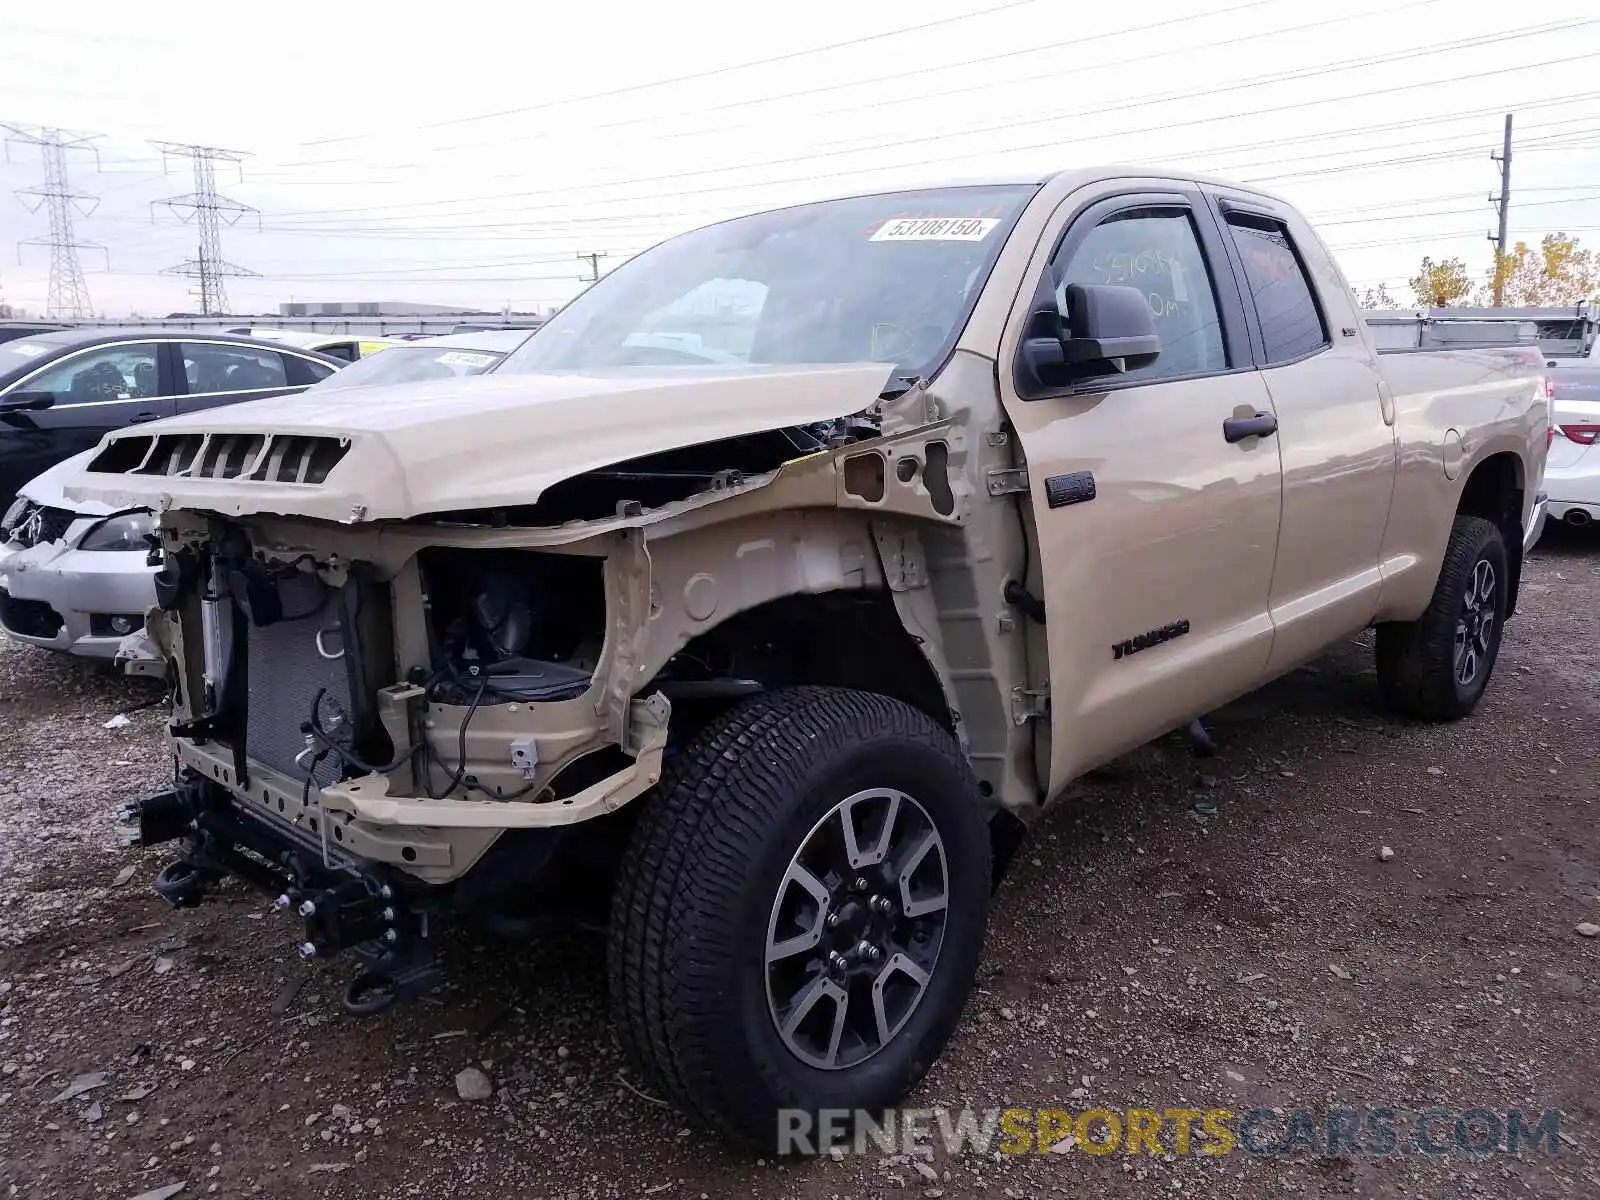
[285,355,337,386]
[1053,208,1228,381]
[180,344,289,394]
[1224,215,1329,364]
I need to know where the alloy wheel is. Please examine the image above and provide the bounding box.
[1454,557,1498,687]
[764,788,949,1070]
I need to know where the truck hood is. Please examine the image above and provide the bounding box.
[62,362,895,523]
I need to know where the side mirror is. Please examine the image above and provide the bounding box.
[0,390,56,414]
[1061,283,1161,377]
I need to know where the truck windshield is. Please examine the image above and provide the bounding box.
[496,183,1039,382]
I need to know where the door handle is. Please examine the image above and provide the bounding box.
[1223,411,1278,444]
[129,412,162,424]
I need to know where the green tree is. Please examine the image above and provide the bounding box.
[1408,257,1473,307]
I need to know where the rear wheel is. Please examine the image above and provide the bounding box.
[1376,514,1507,720]
[607,686,990,1149]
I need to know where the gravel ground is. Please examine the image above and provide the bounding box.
[1,528,1596,1200]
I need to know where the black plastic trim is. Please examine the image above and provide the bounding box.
[1207,196,1334,370]
[1012,188,1254,402]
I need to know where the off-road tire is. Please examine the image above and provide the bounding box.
[1376,514,1507,721]
[607,686,990,1149]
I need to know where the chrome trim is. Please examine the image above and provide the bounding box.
[1,336,331,403]
[178,385,301,402]
[3,338,165,398]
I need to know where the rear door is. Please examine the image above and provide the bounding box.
[1202,189,1399,673]
[0,340,174,500]
[173,341,303,415]
[996,183,1285,794]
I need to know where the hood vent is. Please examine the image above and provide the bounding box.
[88,432,350,486]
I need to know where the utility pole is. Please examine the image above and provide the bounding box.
[577,251,608,284]
[2,123,108,320]
[1489,113,1513,307]
[151,141,260,315]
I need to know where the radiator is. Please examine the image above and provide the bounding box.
[245,591,354,789]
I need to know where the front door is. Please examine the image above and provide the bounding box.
[995,186,1285,796]
[0,340,174,500]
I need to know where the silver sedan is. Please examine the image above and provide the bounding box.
[1,448,156,658]
[0,328,533,659]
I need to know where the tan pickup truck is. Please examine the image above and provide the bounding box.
[65,166,1549,1147]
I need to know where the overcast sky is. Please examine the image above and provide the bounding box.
[1,0,1597,317]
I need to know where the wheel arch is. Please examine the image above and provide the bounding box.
[1453,450,1525,616]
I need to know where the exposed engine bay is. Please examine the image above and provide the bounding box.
[419,547,604,707]
[98,364,993,1020]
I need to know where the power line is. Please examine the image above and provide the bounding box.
[272,29,1600,226]
[281,0,1292,169]
[2,121,107,319]
[252,95,1600,238]
[1329,224,1600,253]
[151,141,260,315]
[1316,192,1600,227]
[296,0,1054,149]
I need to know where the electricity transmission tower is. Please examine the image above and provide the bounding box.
[151,141,260,315]
[2,123,108,320]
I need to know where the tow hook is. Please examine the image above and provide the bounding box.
[277,879,443,1016]
[340,951,446,1018]
[116,784,202,847]
[152,858,219,908]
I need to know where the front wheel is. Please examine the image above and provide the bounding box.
[607,686,991,1148]
[1376,514,1508,720]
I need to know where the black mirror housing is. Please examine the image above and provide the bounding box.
[0,390,55,414]
[1062,283,1161,377]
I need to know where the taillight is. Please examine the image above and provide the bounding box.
[1556,424,1600,445]
[1544,376,1556,400]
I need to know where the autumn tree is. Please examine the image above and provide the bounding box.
[1481,234,1600,306]
[1358,283,1399,309]
[1409,257,1473,307]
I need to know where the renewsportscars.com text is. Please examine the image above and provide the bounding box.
[777,1105,1566,1158]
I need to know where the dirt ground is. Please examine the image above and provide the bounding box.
[1,528,1596,1200]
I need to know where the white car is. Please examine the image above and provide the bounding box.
[0,447,155,657]
[1546,398,1600,530]
[0,328,535,658]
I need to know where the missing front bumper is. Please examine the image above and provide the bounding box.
[166,691,671,883]
[120,772,444,1014]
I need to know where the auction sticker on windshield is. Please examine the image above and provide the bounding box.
[870,217,1001,242]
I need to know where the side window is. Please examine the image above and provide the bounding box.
[319,342,357,363]
[1053,208,1227,381]
[284,355,337,387]
[180,343,289,394]
[25,343,162,403]
[1224,215,1329,364]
